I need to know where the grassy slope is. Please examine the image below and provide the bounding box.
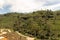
[0,11,60,40]
[0,13,59,30]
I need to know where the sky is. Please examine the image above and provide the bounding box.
[0,0,60,14]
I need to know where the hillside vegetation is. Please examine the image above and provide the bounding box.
[0,10,60,40]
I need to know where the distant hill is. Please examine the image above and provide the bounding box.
[0,10,60,40]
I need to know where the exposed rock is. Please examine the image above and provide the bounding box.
[0,29,35,40]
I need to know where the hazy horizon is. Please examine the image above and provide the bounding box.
[0,0,60,14]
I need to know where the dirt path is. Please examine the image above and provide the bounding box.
[16,31,35,40]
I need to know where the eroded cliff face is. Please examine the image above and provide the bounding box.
[0,29,35,40]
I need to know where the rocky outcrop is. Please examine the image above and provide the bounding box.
[0,29,35,40]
